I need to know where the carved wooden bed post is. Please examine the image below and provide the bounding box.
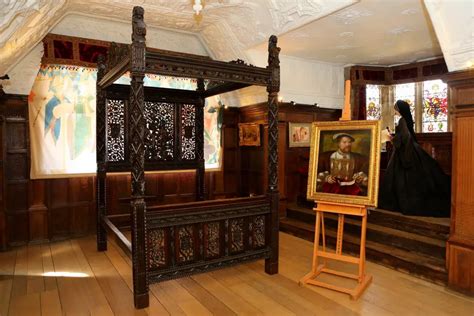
[265,35,280,274]
[196,78,205,200]
[96,55,107,251]
[129,6,149,309]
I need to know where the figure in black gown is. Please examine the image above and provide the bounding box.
[378,100,451,217]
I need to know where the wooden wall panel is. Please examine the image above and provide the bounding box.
[448,244,474,293]
[239,103,341,215]
[1,95,30,247]
[1,95,344,248]
[452,117,474,239]
[220,108,241,198]
[445,69,474,295]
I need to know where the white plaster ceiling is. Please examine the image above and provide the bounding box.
[0,0,357,75]
[253,0,444,66]
[424,0,474,72]
[1,0,472,77]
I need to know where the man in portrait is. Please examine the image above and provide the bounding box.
[316,133,369,196]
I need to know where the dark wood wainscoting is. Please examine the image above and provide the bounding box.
[239,103,341,214]
[0,95,240,249]
[1,95,30,249]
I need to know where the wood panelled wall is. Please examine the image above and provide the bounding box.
[445,69,474,295]
[0,95,98,248]
[0,95,241,249]
[239,103,341,215]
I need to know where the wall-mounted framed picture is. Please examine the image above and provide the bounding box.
[288,122,312,147]
[238,123,261,146]
[307,120,381,206]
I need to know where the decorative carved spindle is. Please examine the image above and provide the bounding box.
[129,6,149,309]
[196,78,205,200]
[265,35,280,275]
[96,54,107,251]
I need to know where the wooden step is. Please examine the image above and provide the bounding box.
[287,203,449,240]
[280,217,448,286]
[368,208,450,241]
[286,204,446,260]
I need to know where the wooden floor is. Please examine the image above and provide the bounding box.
[1,233,473,316]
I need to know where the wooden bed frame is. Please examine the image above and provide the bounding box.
[96,6,280,309]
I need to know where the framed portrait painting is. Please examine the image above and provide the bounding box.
[288,122,312,147]
[238,123,261,146]
[307,120,381,207]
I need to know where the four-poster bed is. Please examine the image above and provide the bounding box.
[96,6,281,308]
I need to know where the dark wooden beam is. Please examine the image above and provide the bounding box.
[145,51,270,86]
[106,84,201,104]
[203,82,250,97]
[98,59,129,88]
[102,216,132,253]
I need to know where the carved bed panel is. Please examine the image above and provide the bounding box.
[105,97,199,171]
[146,196,271,282]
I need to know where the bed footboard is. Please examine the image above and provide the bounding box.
[145,196,271,282]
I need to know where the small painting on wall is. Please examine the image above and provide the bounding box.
[239,123,261,146]
[289,122,312,147]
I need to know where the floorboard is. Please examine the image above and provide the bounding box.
[0,232,472,315]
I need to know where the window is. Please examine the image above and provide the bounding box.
[365,79,449,134]
[422,79,448,133]
[394,83,416,128]
[366,84,382,120]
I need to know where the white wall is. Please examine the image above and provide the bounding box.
[279,55,345,109]
[239,48,345,109]
[3,14,209,95]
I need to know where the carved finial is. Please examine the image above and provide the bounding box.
[132,6,146,43]
[268,35,280,68]
[133,6,144,18]
[267,35,280,93]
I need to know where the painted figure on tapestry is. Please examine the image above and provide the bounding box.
[316,133,369,196]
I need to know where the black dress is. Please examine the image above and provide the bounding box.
[378,118,451,217]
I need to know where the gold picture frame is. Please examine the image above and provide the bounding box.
[238,123,261,146]
[288,122,312,147]
[307,120,381,207]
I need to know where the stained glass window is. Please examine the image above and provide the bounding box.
[394,83,416,128]
[366,84,381,120]
[422,79,448,133]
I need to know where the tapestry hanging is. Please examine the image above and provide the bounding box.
[29,64,222,178]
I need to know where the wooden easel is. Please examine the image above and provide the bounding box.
[299,80,373,300]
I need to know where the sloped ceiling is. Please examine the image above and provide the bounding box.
[262,0,443,66]
[2,0,473,78]
[0,0,357,75]
[424,0,474,72]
